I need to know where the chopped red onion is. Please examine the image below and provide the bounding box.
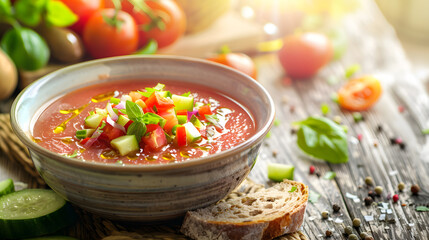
[106,103,118,121]
[106,115,126,133]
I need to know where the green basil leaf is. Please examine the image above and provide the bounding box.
[416,206,429,212]
[0,0,12,18]
[45,0,78,27]
[345,64,361,78]
[133,38,158,55]
[125,100,144,121]
[127,121,146,142]
[14,0,46,26]
[142,112,166,127]
[288,186,297,192]
[0,27,50,70]
[295,116,348,163]
[308,190,321,203]
[323,171,336,180]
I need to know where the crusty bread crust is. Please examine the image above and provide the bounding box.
[181,180,308,240]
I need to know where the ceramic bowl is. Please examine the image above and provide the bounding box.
[11,55,274,221]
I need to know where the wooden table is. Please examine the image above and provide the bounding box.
[1,0,428,239]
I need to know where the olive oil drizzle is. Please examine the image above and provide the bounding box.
[53,91,116,134]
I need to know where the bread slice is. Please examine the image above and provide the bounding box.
[180,179,308,240]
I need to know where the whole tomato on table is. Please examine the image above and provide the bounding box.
[278,32,333,79]
[61,0,104,35]
[207,53,257,80]
[83,8,138,58]
[105,0,186,49]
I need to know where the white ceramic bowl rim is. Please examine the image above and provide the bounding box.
[11,55,275,173]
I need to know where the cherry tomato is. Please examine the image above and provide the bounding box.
[278,32,333,79]
[61,0,104,35]
[338,76,382,111]
[83,9,138,58]
[106,0,186,49]
[207,53,257,79]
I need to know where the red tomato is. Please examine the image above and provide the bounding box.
[338,76,382,111]
[175,125,187,147]
[158,108,178,133]
[143,124,167,150]
[106,0,186,49]
[83,9,138,59]
[278,32,333,79]
[207,53,257,79]
[99,123,125,142]
[144,92,175,111]
[61,0,103,35]
[197,105,212,120]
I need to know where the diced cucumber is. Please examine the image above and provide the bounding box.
[75,129,95,139]
[190,115,203,129]
[154,83,165,91]
[24,236,79,240]
[183,122,201,143]
[158,91,170,98]
[110,135,139,156]
[135,99,147,109]
[95,108,108,116]
[171,124,182,135]
[267,163,294,182]
[117,115,130,127]
[110,97,121,104]
[84,114,103,128]
[172,94,194,111]
[0,179,14,197]
[177,115,187,124]
[0,189,76,239]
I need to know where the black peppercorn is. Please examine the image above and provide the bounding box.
[332,204,341,213]
[364,196,373,206]
[326,230,332,237]
[411,184,420,195]
[368,190,376,199]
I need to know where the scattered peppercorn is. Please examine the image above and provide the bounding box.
[398,182,405,191]
[364,196,373,206]
[357,134,363,141]
[348,234,358,240]
[365,236,374,240]
[325,230,332,237]
[360,232,368,238]
[272,150,278,157]
[411,184,420,195]
[332,204,341,213]
[399,142,406,150]
[392,194,399,203]
[375,186,383,195]
[321,211,329,219]
[398,105,405,113]
[390,138,397,145]
[290,128,297,135]
[309,165,315,174]
[376,124,383,132]
[352,218,361,227]
[365,176,374,186]
[344,226,353,235]
[368,190,376,199]
[315,172,321,178]
[395,137,403,144]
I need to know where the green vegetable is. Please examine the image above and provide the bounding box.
[416,206,429,212]
[172,94,194,111]
[321,103,330,115]
[0,178,14,196]
[134,38,157,55]
[84,114,103,129]
[127,121,146,142]
[308,190,321,203]
[1,27,50,70]
[44,0,78,27]
[111,135,139,156]
[205,114,223,129]
[323,171,336,180]
[267,163,294,182]
[294,116,348,163]
[110,97,121,104]
[288,186,297,193]
[422,129,429,135]
[0,189,76,239]
[345,64,361,78]
[352,112,363,123]
[75,129,95,139]
[117,115,130,127]
[190,115,203,129]
[183,122,201,143]
[177,115,187,124]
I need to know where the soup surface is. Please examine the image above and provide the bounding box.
[32,80,255,164]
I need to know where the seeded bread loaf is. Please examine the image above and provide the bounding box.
[180,179,308,240]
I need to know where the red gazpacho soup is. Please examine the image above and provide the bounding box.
[32,80,256,164]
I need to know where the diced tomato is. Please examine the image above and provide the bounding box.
[99,123,125,143]
[80,137,91,145]
[158,108,178,133]
[143,107,154,113]
[175,125,187,147]
[176,109,187,115]
[144,92,175,110]
[124,120,133,130]
[198,105,212,120]
[129,91,143,102]
[143,124,167,151]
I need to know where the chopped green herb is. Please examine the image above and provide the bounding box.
[267,163,294,182]
[127,121,146,142]
[321,103,330,115]
[341,125,348,133]
[181,91,191,97]
[345,64,361,78]
[352,112,363,123]
[323,171,336,180]
[65,150,79,158]
[309,190,321,203]
[422,129,429,135]
[293,116,349,164]
[416,206,429,212]
[331,92,339,103]
[265,131,271,138]
[126,100,144,121]
[110,97,120,104]
[274,119,281,126]
[289,186,297,192]
[116,160,123,165]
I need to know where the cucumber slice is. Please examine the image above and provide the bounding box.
[95,108,108,116]
[172,94,194,111]
[177,115,187,124]
[183,122,201,143]
[0,178,14,197]
[84,113,103,128]
[24,236,79,240]
[111,135,139,156]
[0,189,76,239]
[190,115,203,129]
[117,115,130,127]
[75,129,95,139]
[267,163,295,182]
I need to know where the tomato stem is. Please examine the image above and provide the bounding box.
[129,0,168,32]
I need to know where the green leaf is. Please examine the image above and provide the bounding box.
[422,129,429,135]
[45,0,78,27]
[274,119,281,126]
[14,0,46,26]
[133,38,158,55]
[323,171,336,180]
[127,121,146,142]
[308,190,321,203]
[321,103,330,115]
[142,112,166,127]
[416,206,429,212]
[181,91,191,97]
[0,0,12,18]
[205,114,223,129]
[345,64,361,78]
[64,150,79,158]
[352,112,363,123]
[289,186,297,192]
[294,116,348,163]
[0,27,50,70]
[125,100,144,121]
